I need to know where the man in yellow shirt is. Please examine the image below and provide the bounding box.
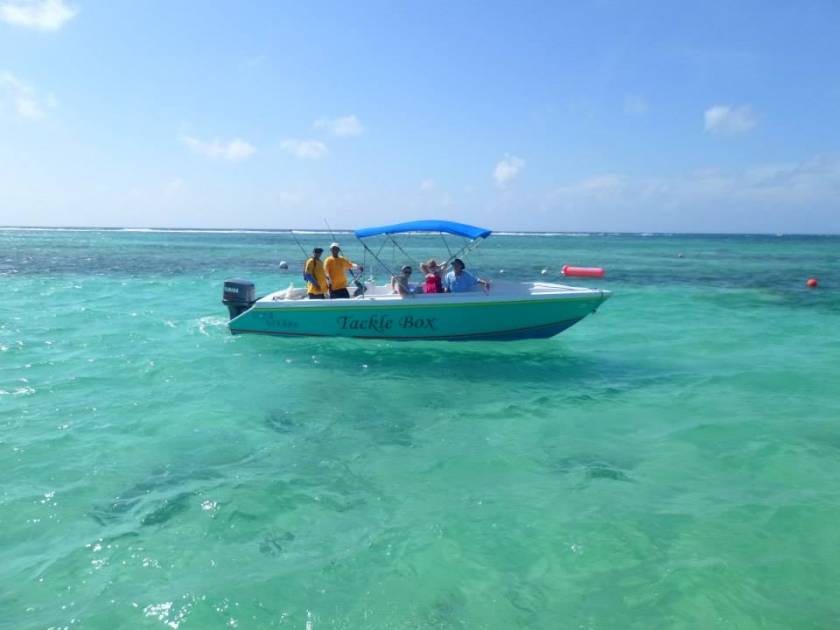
[303,247,329,299]
[324,242,362,299]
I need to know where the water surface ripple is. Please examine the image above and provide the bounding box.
[1,229,839,628]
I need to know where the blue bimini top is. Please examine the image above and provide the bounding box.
[354,220,492,240]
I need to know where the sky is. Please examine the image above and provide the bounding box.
[1,0,839,233]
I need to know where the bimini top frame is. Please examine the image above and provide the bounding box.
[353,219,492,281]
[354,220,492,241]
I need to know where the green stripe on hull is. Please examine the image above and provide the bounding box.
[231,317,583,341]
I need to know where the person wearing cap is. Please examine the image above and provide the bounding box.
[303,247,329,299]
[324,242,362,299]
[391,265,414,297]
[443,258,490,293]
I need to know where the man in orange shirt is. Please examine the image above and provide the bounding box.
[324,242,362,299]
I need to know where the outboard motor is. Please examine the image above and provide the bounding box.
[222,279,256,319]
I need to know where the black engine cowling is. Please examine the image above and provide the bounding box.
[222,279,256,319]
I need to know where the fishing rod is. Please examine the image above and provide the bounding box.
[289,229,309,258]
[323,218,337,243]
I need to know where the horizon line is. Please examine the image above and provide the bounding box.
[1,225,839,237]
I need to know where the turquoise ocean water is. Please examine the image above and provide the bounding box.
[2,228,839,629]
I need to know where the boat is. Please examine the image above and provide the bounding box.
[222,220,610,341]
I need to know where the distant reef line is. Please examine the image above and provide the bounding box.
[1,226,838,237]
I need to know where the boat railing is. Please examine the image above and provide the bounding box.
[259,280,599,304]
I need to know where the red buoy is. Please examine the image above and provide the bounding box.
[806,278,818,288]
[562,265,605,278]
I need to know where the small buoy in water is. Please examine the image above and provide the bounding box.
[806,278,818,288]
[498,269,505,274]
[541,268,548,275]
[278,260,289,269]
[677,252,684,258]
[562,265,605,278]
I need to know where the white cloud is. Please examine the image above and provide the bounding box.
[567,174,627,196]
[280,138,328,159]
[163,178,185,197]
[704,104,758,134]
[240,54,266,71]
[180,135,255,161]
[276,190,304,206]
[0,0,77,30]
[314,115,364,137]
[0,71,54,120]
[493,154,525,187]
[419,178,435,191]
[541,155,840,231]
[624,95,648,115]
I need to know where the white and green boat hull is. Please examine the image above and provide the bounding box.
[228,283,610,341]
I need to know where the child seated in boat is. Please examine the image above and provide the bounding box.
[421,259,444,293]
